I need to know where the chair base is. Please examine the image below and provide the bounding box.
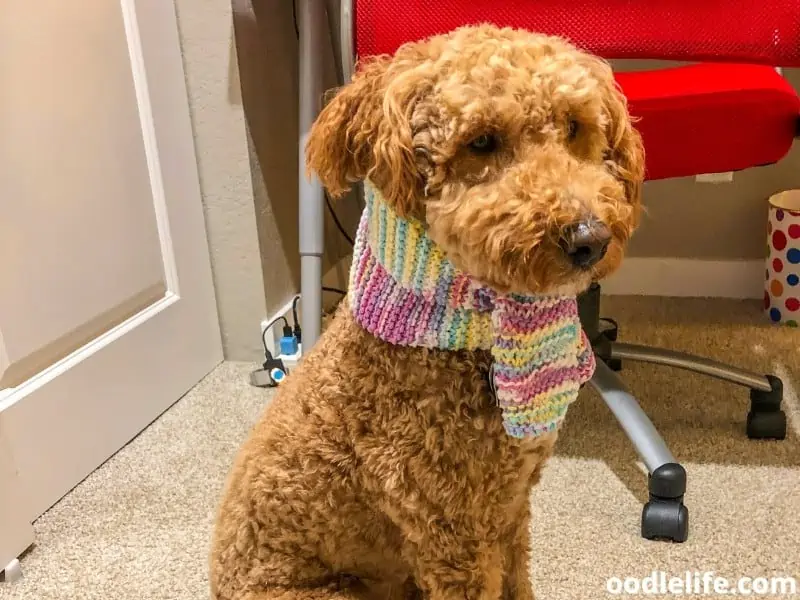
[578,283,787,543]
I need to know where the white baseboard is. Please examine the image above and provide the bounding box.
[602,258,765,299]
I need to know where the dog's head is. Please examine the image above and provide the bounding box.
[306,25,644,295]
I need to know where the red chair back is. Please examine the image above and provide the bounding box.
[353,0,800,66]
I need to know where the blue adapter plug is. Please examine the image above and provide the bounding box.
[279,334,299,356]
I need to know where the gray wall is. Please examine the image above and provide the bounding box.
[173,0,359,361]
[174,0,267,361]
[230,0,361,295]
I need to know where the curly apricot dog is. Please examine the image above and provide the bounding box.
[210,24,643,600]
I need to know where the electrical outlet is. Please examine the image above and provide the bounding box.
[695,172,734,183]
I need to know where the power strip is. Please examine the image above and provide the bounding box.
[255,295,305,388]
[277,346,303,370]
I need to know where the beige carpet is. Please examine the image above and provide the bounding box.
[2,296,799,600]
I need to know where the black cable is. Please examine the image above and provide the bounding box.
[291,295,301,327]
[325,192,355,246]
[291,294,302,343]
[262,315,290,357]
[291,0,299,39]
[323,287,347,296]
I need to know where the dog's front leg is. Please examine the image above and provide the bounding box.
[410,535,504,600]
[502,506,535,600]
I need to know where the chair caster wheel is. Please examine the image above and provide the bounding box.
[746,410,787,440]
[642,499,689,543]
[642,463,688,542]
[747,376,786,440]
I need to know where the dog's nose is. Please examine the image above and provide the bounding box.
[560,219,612,268]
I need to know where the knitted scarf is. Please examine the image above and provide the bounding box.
[348,182,596,438]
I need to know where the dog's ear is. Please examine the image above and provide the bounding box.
[602,79,645,222]
[305,55,426,217]
[583,56,646,223]
[304,57,388,198]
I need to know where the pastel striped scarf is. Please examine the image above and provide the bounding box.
[348,182,596,438]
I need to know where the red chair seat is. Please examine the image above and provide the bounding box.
[616,63,800,181]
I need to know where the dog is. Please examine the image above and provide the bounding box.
[210,24,643,600]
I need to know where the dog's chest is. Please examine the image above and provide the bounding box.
[365,385,551,518]
[341,332,556,531]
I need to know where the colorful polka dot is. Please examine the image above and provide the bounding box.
[773,230,787,251]
[766,207,800,326]
[771,279,784,296]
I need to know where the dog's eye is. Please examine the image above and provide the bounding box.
[468,133,498,154]
[567,119,580,141]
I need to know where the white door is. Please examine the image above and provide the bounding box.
[0,0,223,567]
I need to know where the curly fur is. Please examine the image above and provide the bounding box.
[306,25,643,295]
[210,24,644,600]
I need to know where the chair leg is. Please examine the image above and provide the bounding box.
[611,343,787,440]
[590,360,689,543]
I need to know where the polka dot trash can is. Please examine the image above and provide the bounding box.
[765,190,800,326]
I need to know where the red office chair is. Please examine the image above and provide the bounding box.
[322,0,800,542]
